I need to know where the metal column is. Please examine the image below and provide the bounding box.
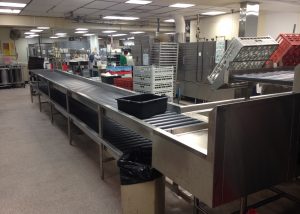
[239,2,260,37]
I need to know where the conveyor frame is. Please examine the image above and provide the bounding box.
[30,69,300,210]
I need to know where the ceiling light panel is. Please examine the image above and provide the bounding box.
[0,9,20,13]
[24,32,35,35]
[111,34,127,37]
[130,31,144,34]
[169,3,195,8]
[164,19,175,23]
[125,0,152,5]
[201,11,226,16]
[75,31,88,34]
[102,30,117,33]
[37,27,50,30]
[30,29,43,32]
[76,28,88,31]
[50,36,59,39]
[83,33,95,36]
[103,16,139,20]
[0,2,26,7]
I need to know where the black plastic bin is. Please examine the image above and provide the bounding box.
[101,75,121,84]
[116,94,168,119]
[117,148,162,185]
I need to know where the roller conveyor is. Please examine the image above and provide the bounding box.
[33,69,132,108]
[232,70,294,86]
[31,69,205,157]
[30,69,300,209]
[145,111,204,130]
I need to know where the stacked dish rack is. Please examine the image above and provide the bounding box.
[133,66,174,101]
[151,43,179,95]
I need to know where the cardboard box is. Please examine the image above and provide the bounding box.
[121,177,165,214]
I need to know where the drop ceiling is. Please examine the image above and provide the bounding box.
[6,0,300,21]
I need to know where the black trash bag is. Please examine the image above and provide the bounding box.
[117,148,162,185]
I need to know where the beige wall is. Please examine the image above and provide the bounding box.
[190,13,240,42]
[190,11,300,42]
[257,11,300,38]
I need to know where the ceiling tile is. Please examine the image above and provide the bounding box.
[85,1,117,10]
[92,10,120,16]
[107,3,140,11]
[74,8,99,15]
[136,5,162,10]
[149,7,178,14]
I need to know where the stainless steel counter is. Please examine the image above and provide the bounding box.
[30,69,300,209]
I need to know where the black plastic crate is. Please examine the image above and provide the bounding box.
[116,94,168,119]
[101,75,121,85]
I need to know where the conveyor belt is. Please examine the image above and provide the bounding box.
[145,111,203,130]
[232,70,294,86]
[33,69,132,108]
[32,70,205,156]
[103,118,152,154]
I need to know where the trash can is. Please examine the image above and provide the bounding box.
[118,149,165,214]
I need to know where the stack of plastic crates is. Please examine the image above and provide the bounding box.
[267,34,300,66]
[151,43,179,95]
[114,78,133,91]
[133,66,174,101]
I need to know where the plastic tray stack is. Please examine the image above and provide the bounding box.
[114,78,133,91]
[267,34,300,66]
[133,66,173,101]
[151,42,179,95]
[207,36,278,89]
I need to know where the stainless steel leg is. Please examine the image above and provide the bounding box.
[50,102,54,124]
[240,196,248,214]
[99,144,104,180]
[38,93,42,112]
[68,117,72,145]
[30,85,33,103]
[193,197,200,214]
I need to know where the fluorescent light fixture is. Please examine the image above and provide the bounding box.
[30,34,40,37]
[75,31,88,34]
[164,19,175,23]
[125,0,151,5]
[83,33,95,36]
[38,27,50,30]
[55,33,67,36]
[165,32,176,35]
[130,31,144,34]
[111,34,127,37]
[201,11,226,16]
[102,30,116,33]
[25,36,33,39]
[128,37,135,40]
[0,2,26,7]
[50,36,59,39]
[0,9,21,13]
[120,38,126,41]
[30,29,43,32]
[169,3,195,8]
[98,38,103,40]
[76,28,88,31]
[24,32,35,35]
[103,16,139,21]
